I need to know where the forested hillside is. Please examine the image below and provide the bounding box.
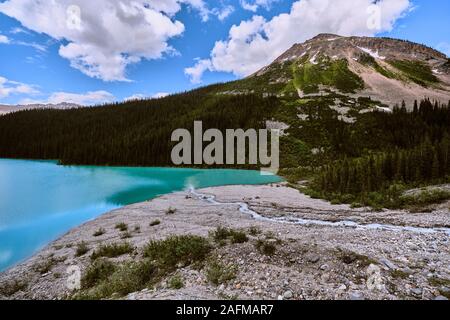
[0,86,278,167]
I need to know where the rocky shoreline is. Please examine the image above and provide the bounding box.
[1,183,449,300]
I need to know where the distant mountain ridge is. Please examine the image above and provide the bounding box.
[0,102,81,115]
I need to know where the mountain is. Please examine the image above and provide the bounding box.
[1,34,450,209]
[222,33,450,107]
[0,102,81,115]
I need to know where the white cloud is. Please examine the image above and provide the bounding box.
[125,94,147,101]
[186,0,411,83]
[240,0,280,12]
[213,5,235,21]
[125,92,170,101]
[0,0,217,82]
[185,59,213,84]
[10,27,30,34]
[0,76,39,99]
[0,34,10,44]
[152,92,170,99]
[20,91,115,106]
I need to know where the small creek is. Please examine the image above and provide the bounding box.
[190,189,450,237]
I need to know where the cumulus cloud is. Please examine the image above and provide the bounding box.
[0,76,39,99]
[184,58,214,84]
[20,90,115,106]
[0,34,10,44]
[186,0,411,83]
[240,0,280,12]
[0,0,216,81]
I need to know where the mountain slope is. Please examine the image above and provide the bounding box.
[0,103,81,116]
[224,34,450,107]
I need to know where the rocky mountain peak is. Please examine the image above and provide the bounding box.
[253,34,450,107]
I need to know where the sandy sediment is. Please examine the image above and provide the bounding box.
[0,183,449,300]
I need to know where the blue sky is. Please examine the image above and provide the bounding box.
[0,0,449,105]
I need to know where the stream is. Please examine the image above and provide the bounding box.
[190,188,450,237]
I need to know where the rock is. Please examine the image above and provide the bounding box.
[283,290,293,299]
[320,264,329,271]
[306,254,320,264]
[277,295,284,301]
[380,258,397,270]
[218,284,225,291]
[434,295,449,301]
[349,292,365,300]
[411,288,423,298]
[338,285,347,291]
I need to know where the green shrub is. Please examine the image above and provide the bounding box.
[168,274,185,289]
[93,228,106,237]
[143,235,212,270]
[205,259,237,286]
[255,240,277,256]
[91,242,134,260]
[75,259,157,299]
[210,227,248,244]
[75,242,90,257]
[81,259,116,289]
[115,223,128,232]
[248,227,262,236]
[121,231,132,239]
[330,199,341,205]
[400,189,450,207]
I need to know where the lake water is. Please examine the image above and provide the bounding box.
[0,159,281,271]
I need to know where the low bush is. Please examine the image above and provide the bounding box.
[75,242,90,257]
[210,227,249,244]
[93,228,106,237]
[91,242,134,260]
[115,223,128,232]
[205,259,237,286]
[143,235,212,270]
[168,274,185,289]
[81,259,116,289]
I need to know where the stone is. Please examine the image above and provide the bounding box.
[349,292,365,300]
[283,290,293,299]
[411,288,423,297]
[434,295,449,301]
[320,264,329,271]
[380,258,397,270]
[338,285,347,291]
[306,254,320,264]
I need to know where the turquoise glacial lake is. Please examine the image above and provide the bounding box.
[0,159,281,271]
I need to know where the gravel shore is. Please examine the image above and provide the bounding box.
[1,183,449,300]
